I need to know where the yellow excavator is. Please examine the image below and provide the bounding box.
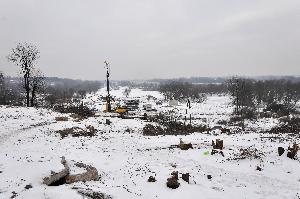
[105,100,128,114]
[115,106,128,114]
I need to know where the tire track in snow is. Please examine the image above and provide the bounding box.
[0,121,56,145]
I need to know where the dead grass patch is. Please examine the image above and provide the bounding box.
[55,116,69,121]
[143,123,208,136]
[228,146,264,161]
[56,125,97,138]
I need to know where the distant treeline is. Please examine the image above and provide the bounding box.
[148,76,300,84]
[0,75,103,106]
[227,78,300,115]
[45,77,103,94]
[159,81,226,101]
[1,73,300,111]
[158,78,300,110]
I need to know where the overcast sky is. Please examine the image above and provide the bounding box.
[0,0,299,80]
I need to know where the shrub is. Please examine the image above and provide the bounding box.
[264,103,295,117]
[53,104,94,118]
[267,117,300,134]
[240,107,257,120]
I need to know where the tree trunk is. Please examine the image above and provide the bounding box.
[24,73,30,107]
[30,84,36,107]
[30,89,35,107]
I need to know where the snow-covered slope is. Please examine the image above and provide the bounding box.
[0,91,299,199]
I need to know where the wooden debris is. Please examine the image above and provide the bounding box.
[76,188,112,199]
[178,139,193,150]
[43,157,99,186]
[43,157,70,186]
[211,149,225,157]
[66,162,99,184]
[178,143,193,150]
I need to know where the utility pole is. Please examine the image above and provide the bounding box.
[104,60,111,112]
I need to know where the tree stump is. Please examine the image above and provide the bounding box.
[148,176,156,182]
[212,139,223,150]
[287,143,299,159]
[278,147,285,156]
[166,176,180,189]
[182,173,190,183]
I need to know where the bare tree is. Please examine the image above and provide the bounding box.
[78,90,87,99]
[159,81,206,102]
[123,88,131,98]
[7,42,40,107]
[227,77,255,116]
[0,71,6,105]
[227,77,241,114]
[29,69,45,106]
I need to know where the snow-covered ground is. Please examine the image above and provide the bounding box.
[0,89,299,199]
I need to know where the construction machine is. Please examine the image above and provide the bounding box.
[103,61,129,116]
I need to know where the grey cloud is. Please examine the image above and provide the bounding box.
[0,0,299,80]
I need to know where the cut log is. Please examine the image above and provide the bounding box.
[43,158,99,185]
[43,157,70,186]
[66,162,99,184]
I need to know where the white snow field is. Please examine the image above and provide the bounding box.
[0,89,299,199]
